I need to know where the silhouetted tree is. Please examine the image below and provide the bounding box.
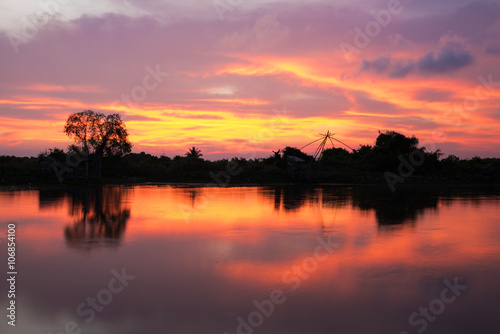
[375,130,419,155]
[282,146,314,162]
[321,147,351,165]
[38,147,66,161]
[64,110,131,179]
[373,131,421,171]
[185,147,203,159]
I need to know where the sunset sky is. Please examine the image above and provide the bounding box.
[1,0,499,159]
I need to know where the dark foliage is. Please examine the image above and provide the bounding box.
[2,130,500,185]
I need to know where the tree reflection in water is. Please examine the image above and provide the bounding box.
[38,186,131,251]
[65,186,131,250]
[265,185,500,228]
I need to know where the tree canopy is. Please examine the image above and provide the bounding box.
[374,130,419,155]
[185,147,203,159]
[64,110,131,157]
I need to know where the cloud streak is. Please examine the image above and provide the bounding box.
[0,0,499,159]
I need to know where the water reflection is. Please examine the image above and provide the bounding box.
[2,185,499,334]
[268,186,319,211]
[265,185,500,227]
[351,186,439,226]
[185,187,201,208]
[39,186,131,250]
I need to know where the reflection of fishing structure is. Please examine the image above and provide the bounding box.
[315,187,341,238]
[267,185,345,239]
[285,130,354,180]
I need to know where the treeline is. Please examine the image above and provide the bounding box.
[1,131,499,185]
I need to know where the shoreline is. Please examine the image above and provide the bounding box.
[2,180,499,190]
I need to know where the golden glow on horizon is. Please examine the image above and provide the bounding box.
[2,50,500,156]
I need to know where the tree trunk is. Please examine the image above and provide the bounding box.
[95,154,102,180]
[85,154,89,182]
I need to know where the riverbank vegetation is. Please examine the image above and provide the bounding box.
[2,135,499,185]
[1,110,499,185]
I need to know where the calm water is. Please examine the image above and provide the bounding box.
[1,185,499,334]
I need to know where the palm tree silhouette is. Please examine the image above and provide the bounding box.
[185,147,203,159]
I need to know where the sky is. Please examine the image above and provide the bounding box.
[0,0,499,160]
